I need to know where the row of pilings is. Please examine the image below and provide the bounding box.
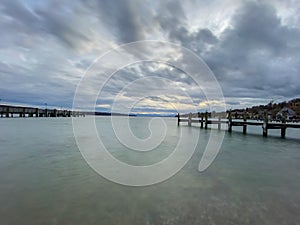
[177,110,294,138]
[0,105,85,118]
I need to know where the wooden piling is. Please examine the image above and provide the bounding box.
[54,109,58,117]
[281,126,286,138]
[0,105,85,119]
[188,113,192,127]
[263,111,268,137]
[243,111,247,134]
[281,111,286,138]
[205,112,208,129]
[5,107,9,118]
[177,113,180,126]
[228,110,232,133]
[201,113,204,128]
[218,115,221,130]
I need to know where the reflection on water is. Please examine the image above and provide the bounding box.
[0,117,299,225]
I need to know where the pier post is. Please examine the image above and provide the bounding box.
[281,126,286,138]
[228,110,232,133]
[5,107,9,118]
[218,115,221,130]
[188,113,192,127]
[54,109,58,117]
[243,111,247,134]
[201,113,204,128]
[205,112,208,129]
[35,108,39,117]
[281,111,286,138]
[177,113,180,126]
[263,111,268,137]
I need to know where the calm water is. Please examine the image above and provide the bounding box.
[0,117,299,225]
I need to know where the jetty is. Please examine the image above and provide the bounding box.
[177,111,300,138]
[0,104,85,118]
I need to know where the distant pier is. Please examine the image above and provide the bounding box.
[0,104,85,118]
[177,111,300,138]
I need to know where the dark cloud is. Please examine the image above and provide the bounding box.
[155,2,219,54]
[156,0,187,31]
[203,1,300,99]
[151,1,300,105]
[83,0,149,43]
[195,29,218,45]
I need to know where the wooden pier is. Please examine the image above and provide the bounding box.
[0,104,85,118]
[177,111,300,138]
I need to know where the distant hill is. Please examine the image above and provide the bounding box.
[84,111,136,116]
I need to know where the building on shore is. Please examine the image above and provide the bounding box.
[276,107,296,121]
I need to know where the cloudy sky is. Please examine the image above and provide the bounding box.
[0,0,299,114]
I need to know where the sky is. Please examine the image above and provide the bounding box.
[0,0,299,114]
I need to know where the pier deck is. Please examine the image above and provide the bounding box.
[178,112,300,138]
[0,104,85,118]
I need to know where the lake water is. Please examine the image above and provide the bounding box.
[0,117,299,225]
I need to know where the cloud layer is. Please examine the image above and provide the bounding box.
[0,0,299,113]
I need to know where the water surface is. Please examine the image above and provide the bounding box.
[0,117,299,225]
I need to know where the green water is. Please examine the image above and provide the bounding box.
[0,117,299,225]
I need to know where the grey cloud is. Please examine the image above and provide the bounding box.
[34,3,91,51]
[222,1,299,55]
[1,0,299,112]
[204,1,300,99]
[156,0,187,31]
[1,0,38,27]
[195,29,218,45]
[84,0,148,43]
[153,1,299,100]
[0,62,78,107]
[0,0,92,51]
[155,2,219,54]
[226,101,240,105]
[75,59,93,70]
[0,0,41,49]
